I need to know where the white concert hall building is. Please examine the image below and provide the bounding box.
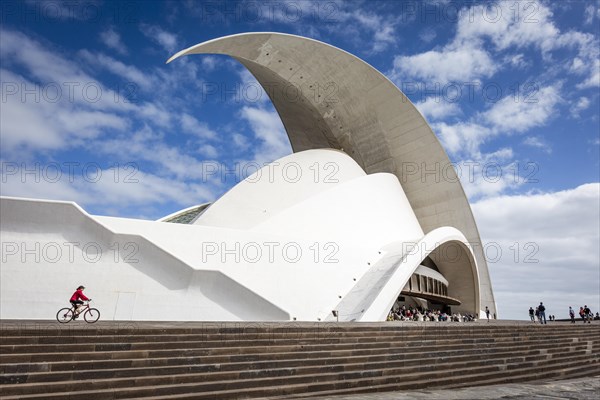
[1,33,497,322]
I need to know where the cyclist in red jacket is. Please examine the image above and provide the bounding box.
[70,285,91,317]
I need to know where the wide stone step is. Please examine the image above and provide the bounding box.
[2,322,598,399]
[2,340,591,383]
[9,331,600,365]
[3,340,597,394]
[2,327,596,357]
[1,350,597,399]
[1,332,596,372]
[3,336,594,376]
[1,325,592,346]
[3,340,594,385]
[272,358,600,400]
[0,335,496,354]
[1,322,583,333]
[4,328,591,351]
[3,333,598,369]
[150,357,600,399]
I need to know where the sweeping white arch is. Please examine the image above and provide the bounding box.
[168,32,497,317]
[360,227,480,321]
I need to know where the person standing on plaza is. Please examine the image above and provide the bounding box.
[569,306,576,323]
[538,302,547,324]
[485,306,490,321]
[583,305,592,324]
[529,306,535,322]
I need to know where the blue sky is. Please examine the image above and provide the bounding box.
[1,0,599,320]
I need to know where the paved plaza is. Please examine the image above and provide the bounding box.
[321,375,600,400]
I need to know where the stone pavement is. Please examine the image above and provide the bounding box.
[319,375,600,399]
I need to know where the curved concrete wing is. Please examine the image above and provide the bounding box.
[327,226,479,322]
[361,227,480,321]
[168,32,496,316]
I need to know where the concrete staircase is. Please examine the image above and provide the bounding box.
[1,321,599,399]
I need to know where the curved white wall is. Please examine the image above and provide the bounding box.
[196,149,367,230]
[0,197,289,321]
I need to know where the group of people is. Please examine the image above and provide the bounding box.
[387,305,476,322]
[569,305,595,324]
[528,302,548,324]
[529,303,597,324]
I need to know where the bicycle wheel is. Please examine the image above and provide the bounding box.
[84,308,100,323]
[56,307,74,323]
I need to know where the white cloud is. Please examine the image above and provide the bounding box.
[454,2,560,53]
[576,59,600,90]
[522,136,552,154]
[136,102,172,128]
[505,53,528,69]
[433,121,491,157]
[0,162,215,213]
[1,28,90,84]
[429,82,562,201]
[584,4,596,25]
[0,69,129,153]
[571,96,590,117]
[180,114,218,140]
[415,97,461,121]
[570,57,586,74]
[90,168,215,209]
[0,160,93,204]
[240,106,292,165]
[554,31,599,88]
[266,1,399,54]
[371,20,396,53]
[390,43,497,83]
[473,183,600,319]
[201,56,219,72]
[232,133,250,151]
[79,50,153,91]
[482,85,561,134]
[387,2,573,195]
[453,148,521,200]
[419,28,436,43]
[390,1,599,90]
[431,84,561,161]
[94,126,211,181]
[140,24,178,53]
[230,1,398,53]
[0,28,140,115]
[343,7,398,53]
[0,29,189,169]
[198,144,218,159]
[99,27,128,55]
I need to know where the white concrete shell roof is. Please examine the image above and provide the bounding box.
[168,32,496,315]
[195,149,367,230]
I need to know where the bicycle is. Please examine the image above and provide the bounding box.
[56,300,100,323]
